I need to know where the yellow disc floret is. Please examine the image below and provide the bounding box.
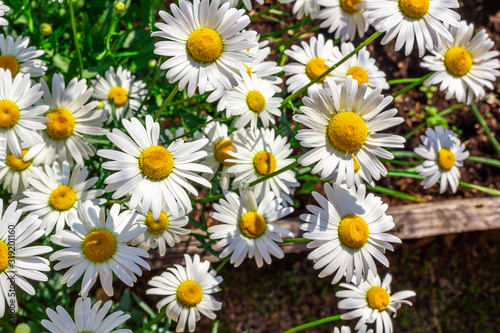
[338,214,369,249]
[176,280,203,307]
[0,240,9,273]
[214,139,236,165]
[6,149,31,172]
[366,286,390,311]
[49,185,77,211]
[108,86,129,107]
[0,100,20,129]
[306,58,329,82]
[239,211,267,239]
[437,148,455,171]
[82,229,117,263]
[187,28,223,63]
[145,212,169,234]
[328,112,368,152]
[346,66,369,87]
[353,154,361,173]
[45,107,76,139]
[399,0,430,19]
[253,151,277,175]
[0,55,20,76]
[246,90,266,113]
[340,0,362,14]
[444,47,473,77]
[139,146,174,181]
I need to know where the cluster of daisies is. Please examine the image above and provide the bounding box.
[0,0,498,332]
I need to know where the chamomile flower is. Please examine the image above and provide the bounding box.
[50,201,150,298]
[421,20,500,104]
[334,326,373,333]
[0,2,9,26]
[226,127,299,205]
[293,76,404,188]
[130,202,190,256]
[280,0,321,19]
[97,115,212,220]
[0,200,52,318]
[363,0,461,57]
[336,273,416,333]
[19,161,106,235]
[41,297,132,333]
[414,126,468,193]
[0,35,47,77]
[0,68,48,158]
[331,42,388,92]
[0,143,42,195]
[152,0,257,96]
[91,66,146,122]
[316,0,368,42]
[243,46,283,86]
[300,183,401,285]
[208,189,294,267]
[147,254,223,333]
[284,34,337,95]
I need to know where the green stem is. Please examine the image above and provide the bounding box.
[106,13,119,58]
[283,315,341,333]
[154,85,179,120]
[387,78,420,85]
[261,19,315,38]
[251,3,284,19]
[470,101,500,155]
[282,237,308,243]
[392,72,433,98]
[467,155,500,168]
[68,0,84,79]
[215,256,231,272]
[135,310,167,333]
[138,57,164,114]
[366,184,425,202]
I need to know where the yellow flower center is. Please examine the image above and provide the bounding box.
[346,66,369,87]
[239,211,267,239]
[246,90,266,113]
[444,47,473,77]
[214,139,236,166]
[145,212,169,234]
[253,151,277,175]
[437,148,455,171]
[328,112,368,152]
[366,286,390,311]
[108,86,129,107]
[0,55,20,76]
[49,185,77,211]
[187,28,223,63]
[176,280,203,307]
[0,240,9,273]
[399,0,429,19]
[82,229,117,263]
[6,149,32,172]
[340,0,362,14]
[14,323,31,333]
[353,154,361,173]
[0,100,20,129]
[139,146,174,181]
[338,214,369,249]
[45,107,75,140]
[306,58,329,82]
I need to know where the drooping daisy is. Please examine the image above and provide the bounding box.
[147,254,222,333]
[226,127,299,205]
[300,183,401,285]
[421,20,500,104]
[41,297,132,333]
[316,0,368,42]
[414,126,468,193]
[293,76,404,188]
[91,66,146,122]
[0,200,52,317]
[334,326,373,333]
[336,273,416,333]
[0,143,43,195]
[284,34,337,95]
[363,0,461,57]
[0,35,47,77]
[97,115,212,220]
[50,201,150,298]
[0,68,48,158]
[280,0,321,19]
[208,189,294,267]
[19,161,106,235]
[0,2,9,26]
[331,42,389,92]
[152,0,257,96]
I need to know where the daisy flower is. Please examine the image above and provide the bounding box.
[336,273,416,333]
[41,297,132,333]
[243,45,283,86]
[334,326,373,333]
[19,161,106,235]
[331,42,389,92]
[130,202,190,256]
[208,189,294,267]
[0,68,48,158]
[363,0,461,57]
[421,20,500,104]
[414,126,468,193]
[152,0,257,96]
[284,34,337,95]
[226,127,299,205]
[0,200,52,317]
[146,254,223,333]
[91,66,146,122]
[293,76,404,188]
[0,143,42,195]
[97,115,212,220]
[0,2,9,26]
[221,0,264,11]
[326,154,375,188]
[50,201,150,298]
[0,35,47,77]
[280,0,321,19]
[299,183,401,285]
[317,0,368,42]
